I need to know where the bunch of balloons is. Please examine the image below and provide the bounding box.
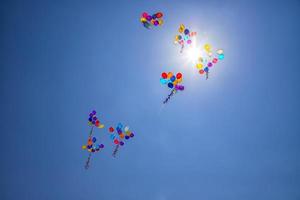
[82,136,104,169]
[140,12,164,29]
[109,123,135,157]
[88,110,104,129]
[195,44,225,79]
[160,72,184,104]
[174,24,197,53]
[82,110,105,169]
[82,136,105,153]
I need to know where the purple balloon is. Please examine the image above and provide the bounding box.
[125,135,130,140]
[92,110,96,114]
[120,141,124,146]
[99,144,104,148]
[208,62,213,67]
[146,15,152,21]
[130,133,134,138]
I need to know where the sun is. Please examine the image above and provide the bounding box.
[185,46,201,64]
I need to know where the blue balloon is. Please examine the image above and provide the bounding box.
[92,137,97,143]
[168,82,174,88]
[184,29,190,35]
[218,54,224,60]
[117,123,123,129]
[170,76,176,82]
[160,78,167,84]
[204,67,209,72]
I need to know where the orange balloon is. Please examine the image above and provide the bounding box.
[120,133,125,139]
[167,72,173,79]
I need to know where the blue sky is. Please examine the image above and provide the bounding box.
[1,0,300,199]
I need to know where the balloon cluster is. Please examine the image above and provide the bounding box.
[160,72,184,90]
[82,136,104,153]
[160,72,184,104]
[109,123,134,146]
[140,12,164,29]
[109,123,135,157]
[82,110,105,169]
[88,110,104,128]
[174,24,197,53]
[196,44,225,79]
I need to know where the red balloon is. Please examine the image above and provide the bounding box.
[156,12,163,18]
[109,127,114,133]
[114,139,119,144]
[142,12,148,18]
[161,72,167,79]
[176,73,182,79]
[199,69,204,74]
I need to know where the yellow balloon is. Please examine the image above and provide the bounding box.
[158,19,163,25]
[173,79,178,85]
[179,24,185,33]
[82,145,87,150]
[204,44,211,52]
[140,17,147,23]
[167,72,173,79]
[98,124,104,129]
[175,35,179,42]
[177,78,182,83]
[196,63,203,69]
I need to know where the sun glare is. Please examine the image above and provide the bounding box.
[185,46,201,64]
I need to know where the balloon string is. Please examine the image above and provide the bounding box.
[206,72,209,80]
[89,126,94,137]
[112,145,120,157]
[163,89,177,104]
[180,44,184,53]
[85,152,92,170]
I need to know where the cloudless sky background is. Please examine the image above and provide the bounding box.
[1,0,300,199]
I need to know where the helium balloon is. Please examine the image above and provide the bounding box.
[176,73,182,79]
[160,72,185,104]
[108,123,135,157]
[204,44,211,52]
[83,110,105,169]
[194,46,225,79]
[161,72,168,79]
[218,54,224,60]
[141,11,164,29]
[175,24,196,53]
[156,12,163,18]
[216,49,224,55]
